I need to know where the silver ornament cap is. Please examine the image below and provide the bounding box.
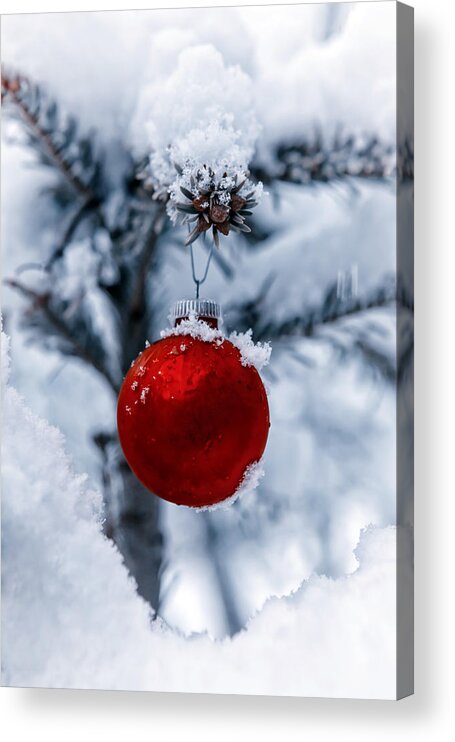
[170,298,222,325]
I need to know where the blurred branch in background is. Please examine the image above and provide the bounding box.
[5,277,119,394]
[225,275,413,385]
[251,129,396,187]
[1,71,103,206]
[226,277,396,341]
[201,512,244,635]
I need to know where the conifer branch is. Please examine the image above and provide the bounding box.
[2,70,101,201]
[226,278,398,342]
[46,198,98,269]
[251,131,396,187]
[5,278,118,394]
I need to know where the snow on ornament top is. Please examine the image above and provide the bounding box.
[117,301,271,510]
[161,310,271,372]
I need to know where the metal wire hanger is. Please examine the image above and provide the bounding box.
[189,238,214,299]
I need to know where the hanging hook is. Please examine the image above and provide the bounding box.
[190,240,214,299]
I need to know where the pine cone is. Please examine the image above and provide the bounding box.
[209,203,229,224]
[173,164,261,247]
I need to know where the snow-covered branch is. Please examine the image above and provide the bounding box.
[2,70,103,202]
[5,277,119,393]
[250,131,395,187]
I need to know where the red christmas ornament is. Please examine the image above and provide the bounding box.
[117,300,270,508]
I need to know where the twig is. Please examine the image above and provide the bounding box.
[250,132,395,187]
[116,206,167,374]
[46,197,97,268]
[128,208,166,320]
[229,284,399,342]
[201,512,244,636]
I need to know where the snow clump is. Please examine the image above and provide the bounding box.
[161,313,271,372]
[131,44,263,226]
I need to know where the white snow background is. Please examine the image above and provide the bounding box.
[1,2,404,696]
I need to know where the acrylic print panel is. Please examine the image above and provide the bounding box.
[1,1,414,699]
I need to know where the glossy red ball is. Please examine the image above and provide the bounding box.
[117,333,270,508]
